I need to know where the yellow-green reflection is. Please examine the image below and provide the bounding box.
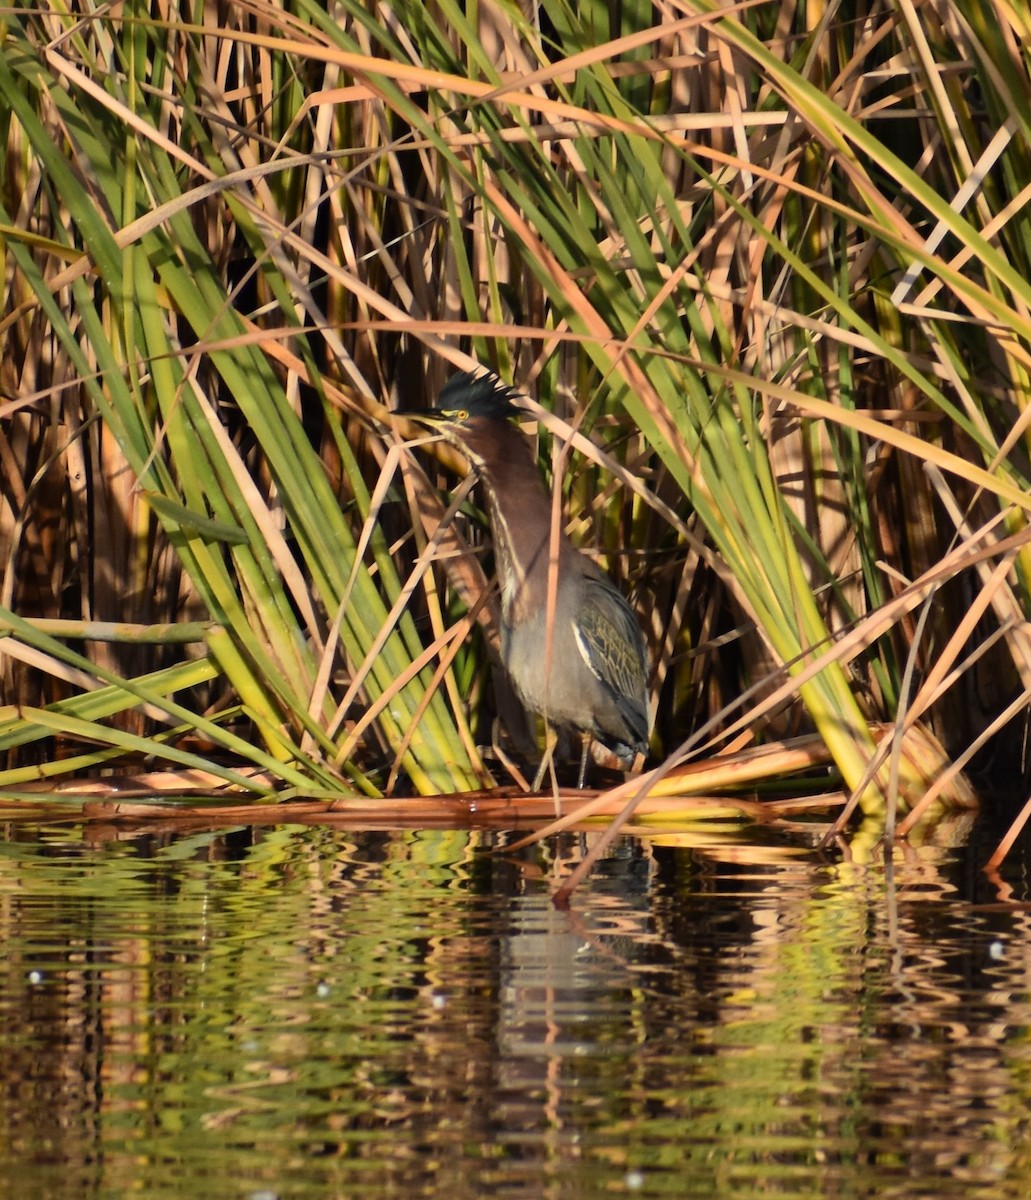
[0,824,1027,1199]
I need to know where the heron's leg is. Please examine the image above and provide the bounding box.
[532,724,561,807]
[532,724,555,791]
[576,736,593,789]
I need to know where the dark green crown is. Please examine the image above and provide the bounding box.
[435,371,521,420]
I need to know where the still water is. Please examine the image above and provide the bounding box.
[0,817,1028,1199]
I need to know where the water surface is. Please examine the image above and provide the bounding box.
[0,818,1028,1198]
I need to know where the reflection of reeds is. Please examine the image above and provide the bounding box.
[2,1,1030,847]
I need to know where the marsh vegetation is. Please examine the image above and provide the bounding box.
[1,0,1030,853]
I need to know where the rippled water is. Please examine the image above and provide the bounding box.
[0,817,1029,1198]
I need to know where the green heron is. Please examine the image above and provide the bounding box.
[398,370,649,790]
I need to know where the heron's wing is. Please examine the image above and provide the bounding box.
[574,575,649,744]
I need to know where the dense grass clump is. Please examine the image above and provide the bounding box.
[1,0,1029,841]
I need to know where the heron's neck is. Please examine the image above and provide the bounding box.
[458,420,575,624]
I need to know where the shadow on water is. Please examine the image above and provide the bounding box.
[0,816,1029,1199]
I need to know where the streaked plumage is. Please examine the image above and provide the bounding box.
[400,370,649,786]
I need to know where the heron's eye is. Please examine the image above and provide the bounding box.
[455,409,469,421]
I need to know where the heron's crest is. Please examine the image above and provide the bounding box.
[435,371,522,421]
